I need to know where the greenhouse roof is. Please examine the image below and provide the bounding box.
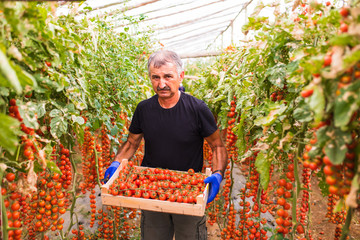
[59,0,274,58]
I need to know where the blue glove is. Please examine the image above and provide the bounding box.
[103,161,120,183]
[179,86,185,92]
[204,173,222,203]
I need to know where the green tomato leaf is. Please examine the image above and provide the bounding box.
[333,198,346,213]
[307,85,325,123]
[0,113,20,155]
[46,161,62,174]
[110,125,119,136]
[0,47,22,94]
[324,127,351,165]
[0,87,10,96]
[44,142,53,158]
[293,107,313,122]
[254,104,286,127]
[255,151,270,190]
[236,112,246,156]
[49,109,62,117]
[95,99,101,110]
[334,81,360,128]
[71,115,85,125]
[92,117,101,131]
[329,34,359,47]
[37,102,47,119]
[65,104,77,114]
[12,64,37,88]
[50,116,68,139]
[18,101,40,129]
[74,123,84,145]
[316,126,330,147]
[265,64,286,88]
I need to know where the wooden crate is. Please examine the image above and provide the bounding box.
[101,159,210,216]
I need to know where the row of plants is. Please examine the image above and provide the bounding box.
[2,1,360,240]
[1,2,153,239]
[192,1,360,239]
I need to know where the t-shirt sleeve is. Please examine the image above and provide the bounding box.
[198,101,218,137]
[129,104,143,134]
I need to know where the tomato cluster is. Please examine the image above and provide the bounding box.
[227,97,238,152]
[297,167,310,229]
[2,173,24,240]
[268,159,294,239]
[270,85,287,102]
[232,152,272,240]
[99,127,112,181]
[108,162,206,204]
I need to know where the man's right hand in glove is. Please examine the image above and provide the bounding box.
[103,161,120,183]
[204,172,223,203]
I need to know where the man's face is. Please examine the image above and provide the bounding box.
[149,62,184,99]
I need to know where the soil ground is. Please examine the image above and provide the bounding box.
[206,171,360,240]
[65,148,360,239]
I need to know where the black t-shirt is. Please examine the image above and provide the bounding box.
[129,92,217,172]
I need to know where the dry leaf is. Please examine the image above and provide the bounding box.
[251,142,269,151]
[331,46,344,73]
[348,23,360,35]
[37,149,47,169]
[17,161,37,195]
[292,0,301,11]
[278,132,293,150]
[0,163,7,172]
[322,47,344,79]
[350,8,360,19]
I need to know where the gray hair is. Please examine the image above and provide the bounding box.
[147,50,183,77]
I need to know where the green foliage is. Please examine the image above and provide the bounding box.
[0,113,20,155]
[190,3,357,197]
[0,3,152,162]
[255,151,271,189]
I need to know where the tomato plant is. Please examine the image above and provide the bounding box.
[0,2,152,240]
[1,1,360,240]
[191,2,360,240]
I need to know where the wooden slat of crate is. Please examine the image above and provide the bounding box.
[101,159,210,216]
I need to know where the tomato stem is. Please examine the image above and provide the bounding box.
[339,207,354,240]
[59,229,65,239]
[15,143,20,162]
[94,147,102,188]
[64,141,81,238]
[0,167,9,240]
[112,208,118,240]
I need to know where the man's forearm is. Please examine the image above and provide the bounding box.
[212,146,228,176]
[114,133,142,162]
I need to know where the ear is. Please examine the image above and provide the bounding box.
[179,71,184,83]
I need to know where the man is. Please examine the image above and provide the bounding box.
[104,50,227,240]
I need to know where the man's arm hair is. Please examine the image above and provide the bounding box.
[204,129,228,176]
[114,132,144,163]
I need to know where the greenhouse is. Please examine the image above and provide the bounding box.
[1,0,360,240]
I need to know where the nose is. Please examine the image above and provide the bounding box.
[159,78,166,88]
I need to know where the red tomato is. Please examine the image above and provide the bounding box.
[278,179,286,187]
[169,195,176,202]
[11,201,20,211]
[300,89,314,98]
[176,195,183,203]
[6,172,15,182]
[142,192,150,199]
[339,7,349,17]
[9,99,16,106]
[159,193,166,201]
[340,23,348,32]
